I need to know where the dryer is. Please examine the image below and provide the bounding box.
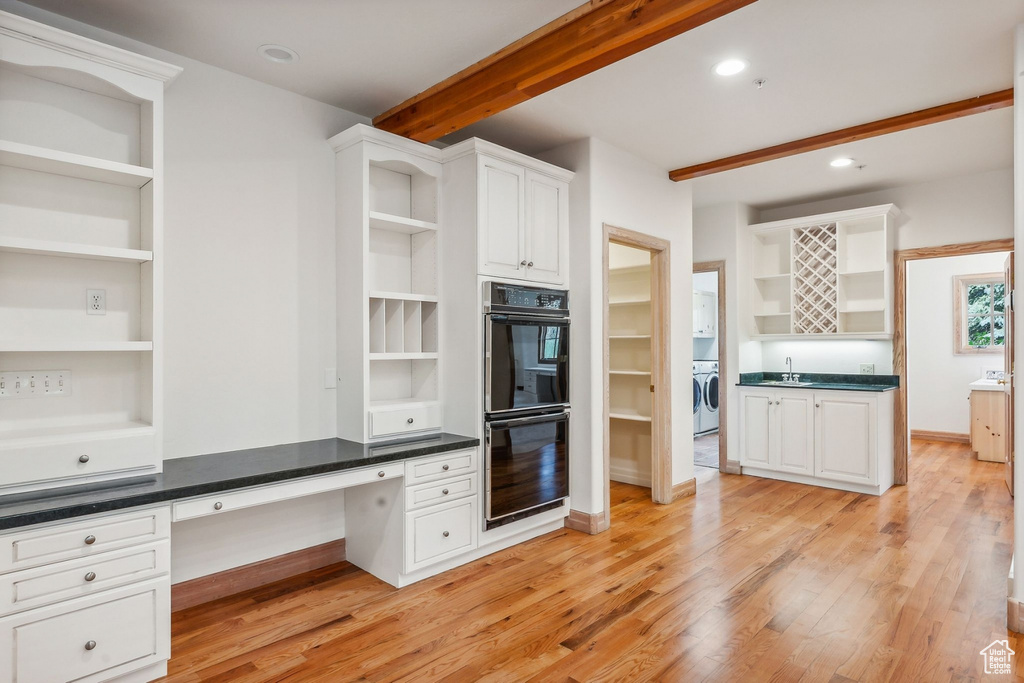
[694,360,719,435]
[692,363,702,435]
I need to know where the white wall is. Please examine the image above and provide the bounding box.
[760,340,892,375]
[1,1,368,582]
[907,252,1008,434]
[541,137,693,514]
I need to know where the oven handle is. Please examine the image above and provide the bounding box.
[488,314,571,325]
[487,410,570,430]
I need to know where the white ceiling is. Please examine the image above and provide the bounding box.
[13,0,1021,210]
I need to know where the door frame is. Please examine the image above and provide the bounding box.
[692,260,729,471]
[893,237,1014,483]
[603,224,672,521]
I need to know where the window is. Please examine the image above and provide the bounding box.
[954,273,1006,354]
[538,326,561,363]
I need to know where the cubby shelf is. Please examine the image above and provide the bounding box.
[0,236,153,263]
[369,352,439,361]
[0,139,153,188]
[368,291,439,303]
[368,210,437,234]
[0,341,153,352]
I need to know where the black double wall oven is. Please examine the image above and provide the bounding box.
[484,282,570,528]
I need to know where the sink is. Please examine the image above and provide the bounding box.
[760,380,815,387]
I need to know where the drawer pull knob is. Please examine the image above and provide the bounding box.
[85,640,97,651]
[407,417,414,424]
[84,535,96,546]
[442,531,450,538]
[78,454,90,464]
[442,464,450,471]
[442,489,449,495]
[378,471,385,477]
[84,571,96,582]
[213,502,223,510]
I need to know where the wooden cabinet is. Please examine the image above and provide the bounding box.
[747,204,899,340]
[693,290,716,338]
[739,387,893,494]
[737,389,812,475]
[970,389,1006,462]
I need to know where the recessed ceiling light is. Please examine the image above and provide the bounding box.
[830,157,855,168]
[713,59,748,76]
[258,44,299,64]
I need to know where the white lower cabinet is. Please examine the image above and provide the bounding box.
[739,387,893,495]
[0,508,171,682]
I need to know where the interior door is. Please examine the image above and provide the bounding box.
[1005,252,1014,496]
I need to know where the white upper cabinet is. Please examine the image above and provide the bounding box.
[443,140,572,286]
[478,155,526,279]
[693,290,716,338]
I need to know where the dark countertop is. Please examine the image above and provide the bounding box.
[0,432,479,531]
[737,372,898,393]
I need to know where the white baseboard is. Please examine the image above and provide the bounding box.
[609,465,651,487]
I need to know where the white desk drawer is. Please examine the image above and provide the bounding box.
[0,577,169,683]
[0,508,170,575]
[0,431,157,491]
[405,474,476,510]
[405,497,477,571]
[172,463,404,522]
[369,403,441,438]
[405,448,478,485]
[0,541,169,616]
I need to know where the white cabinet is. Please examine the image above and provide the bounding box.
[443,140,572,286]
[737,389,812,475]
[693,290,716,338]
[814,393,876,485]
[739,387,893,494]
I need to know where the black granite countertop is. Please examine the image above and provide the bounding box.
[737,372,898,393]
[0,432,479,530]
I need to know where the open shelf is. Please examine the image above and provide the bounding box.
[754,311,791,317]
[610,334,651,340]
[753,273,791,282]
[609,411,652,423]
[0,341,152,352]
[609,298,651,306]
[610,370,651,376]
[0,139,153,188]
[0,236,152,263]
[0,420,154,445]
[368,211,437,235]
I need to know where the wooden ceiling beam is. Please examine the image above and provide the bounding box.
[668,88,1014,182]
[373,0,758,142]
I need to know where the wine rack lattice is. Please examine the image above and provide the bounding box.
[792,223,838,334]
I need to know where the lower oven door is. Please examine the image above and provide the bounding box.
[485,410,569,522]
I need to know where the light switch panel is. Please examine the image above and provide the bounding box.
[324,368,337,389]
[0,370,71,398]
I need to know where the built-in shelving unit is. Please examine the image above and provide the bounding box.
[607,245,653,487]
[331,125,444,441]
[747,204,899,339]
[0,16,180,494]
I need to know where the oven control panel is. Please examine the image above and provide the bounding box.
[486,282,568,315]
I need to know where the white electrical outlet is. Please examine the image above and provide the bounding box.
[87,289,106,315]
[324,368,337,389]
[0,370,71,399]
[859,363,875,375]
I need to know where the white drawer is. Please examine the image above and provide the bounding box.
[0,541,169,616]
[405,474,477,511]
[369,403,441,438]
[0,508,170,575]
[172,463,404,522]
[405,496,477,571]
[405,448,478,485]
[0,431,158,492]
[0,577,169,683]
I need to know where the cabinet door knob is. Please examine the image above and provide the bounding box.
[78,454,90,464]
[442,531,450,538]
[84,571,96,582]
[213,502,223,510]
[815,403,820,408]
[407,417,414,424]
[84,535,96,546]
[85,640,97,651]
[442,464,450,471]
[520,260,527,267]
[378,471,385,477]
[527,261,534,268]
[442,489,449,495]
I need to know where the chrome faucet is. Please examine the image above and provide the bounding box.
[784,356,793,382]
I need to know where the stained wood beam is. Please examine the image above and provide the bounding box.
[668,88,1014,182]
[373,0,758,142]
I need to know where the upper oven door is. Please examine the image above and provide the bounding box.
[486,314,570,415]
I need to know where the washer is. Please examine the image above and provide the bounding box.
[694,360,719,435]
[692,362,702,435]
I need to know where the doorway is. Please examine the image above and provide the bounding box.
[894,238,1014,484]
[693,260,727,472]
[603,225,671,518]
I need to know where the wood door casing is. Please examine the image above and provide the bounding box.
[1006,252,1015,495]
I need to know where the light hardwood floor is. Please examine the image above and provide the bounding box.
[159,440,1015,682]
